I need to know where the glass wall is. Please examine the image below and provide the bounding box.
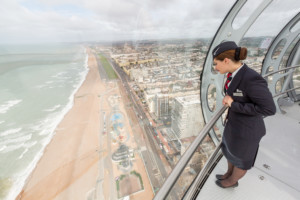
[91,2,235,199]
[240,0,300,73]
[0,1,236,200]
[1,0,300,200]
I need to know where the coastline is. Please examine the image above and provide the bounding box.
[16,47,154,200]
[17,48,102,200]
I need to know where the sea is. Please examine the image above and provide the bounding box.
[0,44,89,200]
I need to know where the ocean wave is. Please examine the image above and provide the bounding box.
[0,145,6,152]
[35,80,57,89]
[30,123,43,132]
[0,139,37,154]
[31,117,55,135]
[57,77,72,81]
[18,148,29,159]
[52,71,68,78]
[0,99,22,114]
[37,114,63,136]
[0,128,22,137]
[0,134,32,147]
[23,141,37,148]
[43,104,61,112]
[39,129,51,136]
[1,144,24,153]
[5,148,44,200]
[4,46,89,200]
[51,72,73,81]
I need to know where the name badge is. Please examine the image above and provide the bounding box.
[233,92,243,97]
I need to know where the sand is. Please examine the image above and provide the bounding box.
[18,48,102,200]
[17,48,154,200]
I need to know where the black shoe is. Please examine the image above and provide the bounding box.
[216,174,226,180]
[215,180,238,188]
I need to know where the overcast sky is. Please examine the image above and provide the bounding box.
[0,0,299,44]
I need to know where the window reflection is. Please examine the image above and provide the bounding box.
[293,67,300,95]
[2,0,300,199]
[207,84,217,112]
[241,0,300,73]
[239,37,270,73]
[232,0,264,30]
[271,39,287,60]
[290,19,300,33]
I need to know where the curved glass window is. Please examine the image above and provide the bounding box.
[0,1,235,199]
[294,66,300,96]
[241,0,300,73]
[271,39,287,60]
[290,19,300,33]
[207,84,217,112]
[232,0,264,29]
[1,0,299,199]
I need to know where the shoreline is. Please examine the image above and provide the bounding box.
[0,46,89,200]
[16,48,154,200]
[17,48,102,200]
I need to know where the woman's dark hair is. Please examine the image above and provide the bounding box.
[215,47,247,62]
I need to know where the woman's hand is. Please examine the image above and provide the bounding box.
[223,95,234,107]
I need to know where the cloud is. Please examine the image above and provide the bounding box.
[0,0,299,44]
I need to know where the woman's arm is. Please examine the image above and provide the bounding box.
[230,77,276,116]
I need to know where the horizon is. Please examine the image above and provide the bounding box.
[1,0,299,44]
[0,35,274,46]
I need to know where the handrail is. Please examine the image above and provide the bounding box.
[262,64,300,78]
[183,143,223,200]
[181,86,300,200]
[153,106,227,200]
[154,65,300,200]
[273,86,300,98]
[181,85,300,200]
[262,64,300,98]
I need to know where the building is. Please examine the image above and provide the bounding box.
[171,95,204,139]
[154,93,170,119]
[129,68,148,83]
[112,144,134,162]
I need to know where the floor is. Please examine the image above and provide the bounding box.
[196,102,300,200]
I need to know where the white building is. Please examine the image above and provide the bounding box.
[144,88,161,113]
[154,93,169,119]
[171,95,204,139]
[129,68,148,83]
[129,68,143,83]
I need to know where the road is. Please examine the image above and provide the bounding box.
[103,54,179,200]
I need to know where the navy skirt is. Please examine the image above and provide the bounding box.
[221,135,259,170]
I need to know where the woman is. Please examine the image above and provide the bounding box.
[212,41,276,188]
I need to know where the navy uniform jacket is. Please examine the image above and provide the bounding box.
[223,64,276,168]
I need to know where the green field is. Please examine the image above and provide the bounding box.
[99,54,118,79]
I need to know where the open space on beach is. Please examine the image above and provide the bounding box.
[18,48,153,200]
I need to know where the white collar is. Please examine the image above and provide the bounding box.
[227,63,244,88]
[231,63,244,79]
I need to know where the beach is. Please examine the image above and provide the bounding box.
[17,48,154,200]
[17,48,102,200]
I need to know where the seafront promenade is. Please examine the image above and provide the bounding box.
[18,48,154,200]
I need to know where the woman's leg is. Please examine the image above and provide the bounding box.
[221,166,247,187]
[219,160,234,179]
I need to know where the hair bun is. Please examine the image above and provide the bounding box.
[235,47,241,61]
[239,48,247,60]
